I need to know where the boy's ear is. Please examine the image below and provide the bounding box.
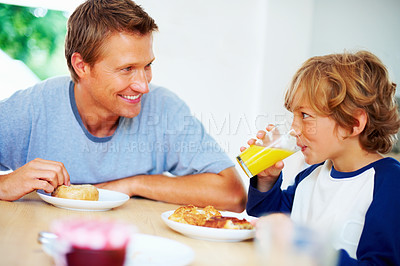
[351,109,367,136]
[71,52,90,79]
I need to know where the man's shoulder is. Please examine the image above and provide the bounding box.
[32,76,71,92]
[147,84,181,101]
[14,76,71,98]
[2,76,71,105]
[144,84,187,111]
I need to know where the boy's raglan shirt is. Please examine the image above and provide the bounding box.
[246,157,400,265]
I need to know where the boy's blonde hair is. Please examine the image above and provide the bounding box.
[284,50,400,153]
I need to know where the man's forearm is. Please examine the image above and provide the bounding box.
[99,167,247,212]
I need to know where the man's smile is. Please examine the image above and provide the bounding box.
[120,94,142,103]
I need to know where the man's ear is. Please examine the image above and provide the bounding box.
[71,52,89,79]
[351,109,368,136]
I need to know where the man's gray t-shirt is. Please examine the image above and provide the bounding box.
[0,76,233,183]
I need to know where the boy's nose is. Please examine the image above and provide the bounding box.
[291,121,302,136]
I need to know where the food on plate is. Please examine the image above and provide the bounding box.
[168,204,221,226]
[203,216,254,230]
[52,184,99,201]
[168,205,253,229]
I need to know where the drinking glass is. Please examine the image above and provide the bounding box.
[255,214,338,266]
[237,124,300,177]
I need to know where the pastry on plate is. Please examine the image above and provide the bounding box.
[203,216,254,230]
[168,205,253,229]
[168,204,221,226]
[52,184,99,201]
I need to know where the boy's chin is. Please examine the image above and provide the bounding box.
[304,156,324,166]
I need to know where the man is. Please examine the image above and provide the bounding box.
[0,0,246,212]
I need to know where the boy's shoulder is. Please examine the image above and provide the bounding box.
[370,157,400,188]
[295,162,325,182]
[372,157,400,172]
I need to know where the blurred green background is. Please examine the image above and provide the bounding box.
[0,3,68,80]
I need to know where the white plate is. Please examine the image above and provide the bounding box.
[161,210,256,242]
[126,234,194,266]
[37,189,129,211]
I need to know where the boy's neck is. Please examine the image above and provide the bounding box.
[332,151,383,172]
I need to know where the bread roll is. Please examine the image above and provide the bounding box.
[52,184,99,201]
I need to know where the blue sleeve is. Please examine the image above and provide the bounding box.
[0,88,35,171]
[337,158,400,265]
[246,174,291,217]
[246,164,322,217]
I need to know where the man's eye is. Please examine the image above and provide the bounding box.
[145,62,153,69]
[123,66,132,71]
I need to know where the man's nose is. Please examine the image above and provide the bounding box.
[130,69,149,94]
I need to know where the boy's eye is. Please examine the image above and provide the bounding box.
[302,112,311,119]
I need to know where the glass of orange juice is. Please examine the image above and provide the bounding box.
[236,124,300,177]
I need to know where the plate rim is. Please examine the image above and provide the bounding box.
[161,210,255,242]
[36,188,130,211]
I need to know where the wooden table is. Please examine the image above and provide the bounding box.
[0,192,259,266]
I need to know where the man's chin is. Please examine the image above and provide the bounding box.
[120,108,141,119]
[121,113,140,118]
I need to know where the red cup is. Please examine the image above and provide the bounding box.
[50,218,135,266]
[66,247,126,266]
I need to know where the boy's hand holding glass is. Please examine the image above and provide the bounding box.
[237,124,300,181]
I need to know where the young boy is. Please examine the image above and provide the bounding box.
[244,50,400,265]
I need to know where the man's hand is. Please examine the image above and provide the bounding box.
[0,158,70,201]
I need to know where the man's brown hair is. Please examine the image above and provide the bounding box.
[65,0,158,83]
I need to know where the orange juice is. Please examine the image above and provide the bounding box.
[236,145,295,177]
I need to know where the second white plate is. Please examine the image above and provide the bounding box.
[126,234,194,266]
[37,189,129,211]
[161,210,256,242]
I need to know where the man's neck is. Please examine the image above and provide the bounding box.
[74,83,120,138]
[83,114,120,137]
